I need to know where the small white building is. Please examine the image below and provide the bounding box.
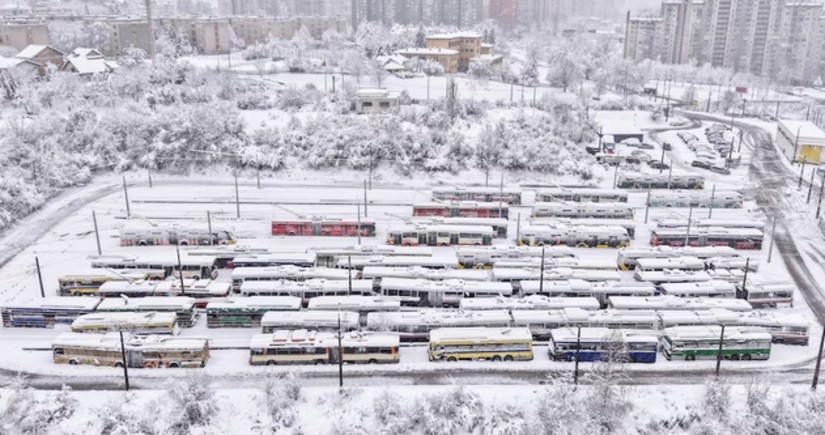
[776,119,825,163]
[354,88,399,114]
[61,48,119,76]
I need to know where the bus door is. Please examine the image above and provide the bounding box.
[450,233,459,245]
[607,236,619,248]
[419,232,429,246]
[127,350,145,368]
[427,291,444,307]
[312,222,322,236]
[391,233,403,245]
[482,234,492,246]
[427,232,438,246]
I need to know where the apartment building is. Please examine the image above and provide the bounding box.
[229,16,347,45]
[160,18,232,55]
[107,20,154,56]
[623,16,663,62]
[0,21,49,51]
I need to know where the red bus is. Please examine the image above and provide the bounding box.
[650,228,763,250]
[272,219,376,237]
[412,202,509,219]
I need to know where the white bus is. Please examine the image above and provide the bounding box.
[648,191,743,209]
[71,312,179,335]
[737,280,795,307]
[431,186,522,205]
[518,226,630,248]
[705,257,760,272]
[411,217,510,239]
[635,257,706,272]
[378,277,513,307]
[617,173,705,190]
[608,296,752,312]
[260,311,360,333]
[535,188,628,203]
[492,257,617,271]
[231,266,349,292]
[206,297,302,328]
[239,279,375,301]
[530,218,638,238]
[519,280,656,306]
[230,253,317,269]
[361,266,490,282]
[182,245,272,268]
[493,267,621,283]
[386,225,495,247]
[311,245,433,267]
[657,309,741,328]
[58,269,153,296]
[307,295,401,313]
[98,279,231,301]
[736,311,809,345]
[96,297,198,327]
[428,327,534,362]
[633,269,711,285]
[660,281,736,298]
[532,202,634,220]
[341,255,458,270]
[456,245,574,269]
[617,246,739,270]
[250,330,400,365]
[367,310,511,342]
[119,224,235,247]
[90,255,219,280]
[661,326,772,361]
[459,296,601,311]
[511,308,590,340]
[657,218,766,231]
[53,333,209,368]
[586,310,659,330]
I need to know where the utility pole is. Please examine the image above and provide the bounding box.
[148,168,152,188]
[573,325,581,385]
[516,213,521,244]
[644,184,651,224]
[793,127,801,164]
[817,174,825,219]
[715,324,726,378]
[808,170,816,203]
[143,0,156,59]
[256,167,261,189]
[741,258,750,291]
[813,328,825,389]
[337,304,344,389]
[35,256,44,298]
[119,329,130,391]
[207,211,213,246]
[684,205,694,247]
[364,180,368,218]
[234,174,240,219]
[799,159,807,189]
[767,215,778,263]
[357,202,362,246]
[176,244,186,296]
[122,176,131,218]
[708,185,716,219]
[667,165,673,189]
[612,162,620,189]
[92,210,102,256]
[538,247,545,295]
[348,256,352,294]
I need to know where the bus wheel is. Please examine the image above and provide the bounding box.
[368,359,378,364]
[474,264,485,270]
[447,356,458,362]
[491,355,502,362]
[266,360,277,366]
[114,361,123,368]
[503,355,514,362]
[742,354,752,361]
[313,360,325,365]
[69,359,79,365]
[731,354,740,361]
[72,291,82,297]
[288,232,296,236]
[138,241,147,246]
[180,241,188,246]
[685,355,695,361]
[169,362,180,368]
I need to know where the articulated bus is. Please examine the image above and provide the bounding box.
[231,266,349,292]
[657,218,766,231]
[635,257,706,272]
[412,202,509,219]
[648,191,743,209]
[657,309,741,329]
[617,246,739,270]
[271,219,376,237]
[183,245,271,268]
[492,257,617,271]
[510,309,590,340]
[431,186,522,205]
[518,226,631,248]
[617,173,705,190]
[411,217,509,238]
[386,225,495,247]
[311,245,433,267]
[530,218,637,238]
[1,298,101,328]
[307,296,401,313]
[661,326,772,361]
[362,266,490,282]
[230,253,316,269]
[367,310,512,342]
[535,188,628,203]
[492,267,621,283]
[518,280,655,307]
[378,277,513,307]
[261,311,360,333]
[52,333,209,368]
[119,224,235,247]
[586,310,659,331]
[706,257,760,272]
[608,296,752,312]
[239,279,375,301]
[736,311,809,345]
[736,280,795,307]
[459,296,601,312]
[249,330,400,365]
[206,297,301,328]
[96,297,198,327]
[456,245,574,269]
[71,312,179,335]
[549,328,658,363]
[660,281,736,298]
[649,228,764,250]
[532,202,634,220]
[58,269,153,296]
[341,255,458,270]
[634,269,712,286]
[428,327,534,362]
[90,255,219,280]
[98,280,231,302]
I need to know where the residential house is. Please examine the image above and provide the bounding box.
[15,44,63,74]
[354,88,399,114]
[61,48,119,76]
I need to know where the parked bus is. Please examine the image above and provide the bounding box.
[511,308,590,340]
[90,255,219,280]
[649,228,764,250]
[71,312,179,335]
[98,280,231,301]
[119,224,235,247]
[341,255,458,270]
[617,246,739,270]
[378,278,513,307]
[492,257,617,271]
[52,333,209,368]
[271,219,376,237]
[456,245,574,269]
[706,257,760,272]
[736,280,795,307]
[530,218,637,238]
[657,309,740,328]
[428,327,533,362]
[249,330,400,365]
[431,186,522,205]
[617,173,704,190]
[58,269,153,296]
[657,218,766,231]
[386,225,495,247]
[206,297,301,328]
[736,311,809,345]
[231,266,349,292]
[1,298,100,328]
[532,202,634,220]
[230,253,317,269]
[96,297,198,327]
[311,245,432,267]
[661,326,772,361]
[518,226,630,248]
[459,296,601,311]
[307,296,402,313]
[660,281,736,298]
[412,202,509,219]
[492,267,621,283]
[608,296,752,312]
[535,188,628,203]
[586,310,659,330]
[362,266,489,282]
[367,310,512,342]
[412,217,509,238]
[260,311,360,333]
[635,257,706,272]
[183,245,272,268]
[648,191,743,208]
[519,281,656,307]
[239,279,375,302]
[548,328,658,363]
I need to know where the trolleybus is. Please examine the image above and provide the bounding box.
[532,202,634,220]
[412,217,509,238]
[648,191,743,208]
[362,266,489,282]
[271,219,376,237]
[249,330,400,365]
[431,186,522,205]
[366,310,512,342]
[660,281,736,298]
[535,188,628,203]
[530,218,637,238]
[635,257,705,272]
[239,279,375,301]
[378,277,513,307]
[311,245,433,267]
[492,267,621,283]
[71,312,179,335]
[205,296,301,328]
[518,226,630,248]
[341,255,458,270]
[456,245,574,269]
[428,327,533,362]
[260,311,360,333]
[231,266,349,292]
[617,246,739,270]
[608,296,752,312]
[307,296,402,313]
[52,333,209,368]
[548,328,658,363]
[386,225,495,247]
[458,296,601,311]
[412,202,509,219]
[511,308,590,340]
[58,269,153,296]
[616,173,704,189]
[1,298,100,328]
[229,253,317,268]
[736,280,795,307]
[96,297,198,327]
[736,311,809,345]
[90,255,219,280]
[661,326,772,361]
[649,228,763,250]
[119,225,235,247]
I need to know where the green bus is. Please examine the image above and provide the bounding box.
[661,326,772,361]
[206,297,301,328]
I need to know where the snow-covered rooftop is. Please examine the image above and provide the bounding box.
[396,47,459,56]
[778,119,825,142]
[426,32,482,40]
[15,44,49,59]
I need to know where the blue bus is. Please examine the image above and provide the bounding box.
[1,298,101,328]
[548,327,658,363]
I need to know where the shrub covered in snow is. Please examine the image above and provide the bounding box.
[165,372,219,434]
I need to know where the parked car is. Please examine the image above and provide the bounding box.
[648,161,670,170]
[637,142,656,150]
[709,164,731,175]
[691,159,712,169]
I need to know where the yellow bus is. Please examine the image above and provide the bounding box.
[58,269,153,296]
[249,329,400,366]
[70,312,179,335]
[52,333,209,368]
[428,327,533,362]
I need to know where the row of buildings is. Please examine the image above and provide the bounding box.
[624,0,825,85]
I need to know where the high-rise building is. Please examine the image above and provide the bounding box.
[0,21,49,51]
[488,0,517,30]
[623,14,663,62]
[351,0,486,29]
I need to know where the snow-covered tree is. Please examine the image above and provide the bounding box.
[546,56,583,93]
[371,58,389,88]
[415,25,427,48]
[519,49,540,86]
[481,403,528,435]
[165,371,219,433]
[420,384,483,435]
